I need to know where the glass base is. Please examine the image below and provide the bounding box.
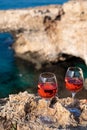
[67,107,81,117]
[38,115,54,124]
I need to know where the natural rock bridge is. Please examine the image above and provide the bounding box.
[0,0,87,69]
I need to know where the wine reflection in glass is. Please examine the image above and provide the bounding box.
[65,66,84,116]
[37,72,58,124]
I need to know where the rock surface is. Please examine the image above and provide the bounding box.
[0,0,87,68]
[0,91,87,130]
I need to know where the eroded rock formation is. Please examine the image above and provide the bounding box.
[0,0,87,69]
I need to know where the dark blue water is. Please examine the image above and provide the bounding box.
[0,0,68,10]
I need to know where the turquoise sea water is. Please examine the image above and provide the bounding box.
[0,0,68,10]
[0,33,38,97]
[0,0,87,98]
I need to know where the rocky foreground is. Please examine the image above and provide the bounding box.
[0,91,87,130]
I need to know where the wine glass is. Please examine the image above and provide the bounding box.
[37,72,58,124]
[65,66,84,116]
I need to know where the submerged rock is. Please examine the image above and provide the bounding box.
[0,91,87,130]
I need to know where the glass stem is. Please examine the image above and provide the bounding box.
[46,99,50,109]
[71,92,76,106]
[72,92,76,99]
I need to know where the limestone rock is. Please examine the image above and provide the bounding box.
[0,91,87,130]
[0,1,87,68]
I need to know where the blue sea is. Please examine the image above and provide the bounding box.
[0,0,87,98]
[0,0,68,10]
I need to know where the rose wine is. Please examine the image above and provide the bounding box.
[65,77,83,92]
[38,82,58,98]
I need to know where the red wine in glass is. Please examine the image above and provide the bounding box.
[37,72,58,124]
[65,77,83,93]
[38,82,58,99]
[65,67,84,117]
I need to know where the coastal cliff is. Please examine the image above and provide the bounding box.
[0,0,87,68]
